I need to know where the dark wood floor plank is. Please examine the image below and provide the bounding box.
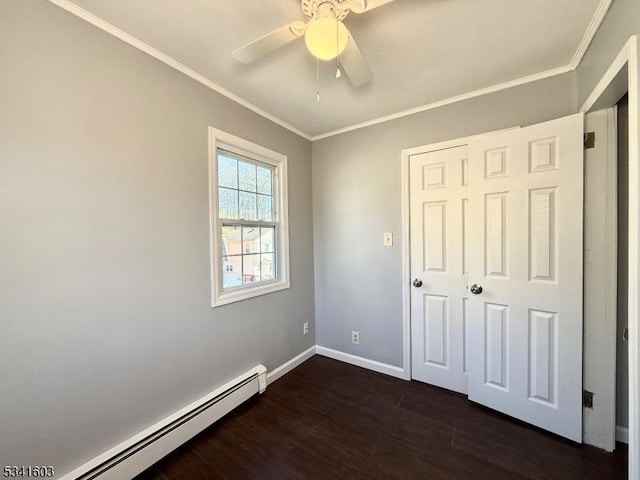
[135,356,627,480]
[133,465,170,480]
[156,443,225,480]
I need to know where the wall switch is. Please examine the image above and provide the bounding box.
[383,232,393,247]
[303,322,309,335]
[351,331,360,345]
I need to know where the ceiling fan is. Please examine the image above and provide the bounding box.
[232,0,395,88]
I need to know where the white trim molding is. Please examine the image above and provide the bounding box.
[628,35,639,480]
[581,35,639,478]
[311,0,613,141]
[46,0,311,141]
[48,0,611,143]
[400,148,412,382]
[581,38,638,114]
[316,346,408,380]
[570,0,614,69]
[208,127,291,307]
[266,346,316,385]
[312,66,570,141]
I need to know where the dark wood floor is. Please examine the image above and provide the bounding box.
[135,356,627,479]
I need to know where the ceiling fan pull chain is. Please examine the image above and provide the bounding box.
[316,57,320,102]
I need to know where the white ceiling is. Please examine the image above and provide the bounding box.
[64,0,605,138]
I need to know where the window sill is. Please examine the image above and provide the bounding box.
[212,280,290,307]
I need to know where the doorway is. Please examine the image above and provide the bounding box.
[579,35,639,476]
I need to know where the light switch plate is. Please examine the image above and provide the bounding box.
[383,232,393,247]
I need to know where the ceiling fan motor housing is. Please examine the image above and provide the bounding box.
[301,0,352,20]
[233,0,374,86]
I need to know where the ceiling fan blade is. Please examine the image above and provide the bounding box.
[339,35,372,87]
[233,21,306,63]
[350,0,394,14]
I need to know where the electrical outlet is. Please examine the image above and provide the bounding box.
[351,331,360,345]
[303,322,309,335]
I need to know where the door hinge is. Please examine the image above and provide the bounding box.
[623,327,629,342]
[583,390,594,409]
[584,131,595,149]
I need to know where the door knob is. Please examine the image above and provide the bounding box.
[470,284,483,295]
[412,279,423,288]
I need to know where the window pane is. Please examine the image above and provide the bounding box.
[239,191,257,220]
[222,226,242,256]
[243,254,261,284]
[257,166,272,195]
[261,253,275,281]
[257,194,273,222]
[238,161,257,192]
[218,154,238,189]
[260,227,275,253]
[242,227,260,254]
[222,256,242,289]
[218,187,238,219]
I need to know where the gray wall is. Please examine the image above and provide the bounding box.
[617,94,630,429]
[576,0,640,106]
[0,1,314,475]
[313,74,578,367]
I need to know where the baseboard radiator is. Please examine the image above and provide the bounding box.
[60,365,267,480]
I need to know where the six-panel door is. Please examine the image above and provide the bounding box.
[466,113,583,442]
[409,113,584,442]
[410,145,469,394]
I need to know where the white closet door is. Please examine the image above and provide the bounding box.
[466,113,584,442]
[410,145,469,394]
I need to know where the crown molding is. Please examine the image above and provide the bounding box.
[311,65,572,141]
[46,0,312,141]
[48,0,612,143]
[312,0,613,141]
[569,0,613,69]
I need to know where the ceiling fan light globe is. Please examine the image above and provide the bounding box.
[304,18,349,61]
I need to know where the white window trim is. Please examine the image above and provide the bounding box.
[208,127,290,307]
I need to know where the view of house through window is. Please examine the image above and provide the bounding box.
[218,149,277,290]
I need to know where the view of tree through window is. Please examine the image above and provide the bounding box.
[218,150,276,290]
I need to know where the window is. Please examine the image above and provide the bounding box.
[209,128,289,307]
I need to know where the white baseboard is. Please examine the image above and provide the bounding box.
[266,345,316,385]
[59,365,266,480]
[316,345,407,379]
[58,345,407,479]
[616,425,629,444]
